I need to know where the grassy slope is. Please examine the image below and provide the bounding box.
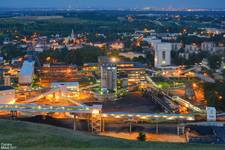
[0,119,224,150]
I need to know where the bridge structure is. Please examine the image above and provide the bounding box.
[181,65,201,75]
[17,87,62,104]
[171,96,206,114]
[195,73,215,83]
[0,104,90,113]
[0,103,196,133]
[79,84,99,91]
[0,103,195,119]
[145,74,206,114]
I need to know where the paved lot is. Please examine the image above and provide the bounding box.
[101,132,186,143]
[102,92,163,113]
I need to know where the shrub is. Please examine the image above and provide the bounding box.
[137,132,146,141]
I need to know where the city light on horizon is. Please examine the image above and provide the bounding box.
[1,0,225,10]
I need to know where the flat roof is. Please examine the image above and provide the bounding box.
[117,62,145,68]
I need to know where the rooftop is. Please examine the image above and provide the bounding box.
[117,62,145,68]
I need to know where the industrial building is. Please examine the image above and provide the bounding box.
[117,62,146,86]
[83,63,98,72]
[51,82,79,92]
[154,43,172,68]
[101,64,117,94]
[100,62,146,94]
[38,63,81,86]
[51,82,80,97]
[19,60,35,85]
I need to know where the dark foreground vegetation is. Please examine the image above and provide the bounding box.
[0,119,224,150]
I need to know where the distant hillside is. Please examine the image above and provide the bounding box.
[0,119,224,150]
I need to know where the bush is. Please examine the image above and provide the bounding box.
[137,132,146,141]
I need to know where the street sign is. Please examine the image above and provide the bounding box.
[206,107,216,122]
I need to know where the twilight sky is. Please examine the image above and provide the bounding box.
[1,0,225,9]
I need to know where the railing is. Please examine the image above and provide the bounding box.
[102,112,195,121]
[0,104,90,113]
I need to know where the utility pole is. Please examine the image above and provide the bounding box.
[73,114,77,131]
[156,119,159,134]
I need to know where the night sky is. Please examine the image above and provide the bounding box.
[1,0,225,9]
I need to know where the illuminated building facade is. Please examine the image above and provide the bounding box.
[99,57,146,94]
[101,64,117,93]
[154,43,172,68]
[51,82,80,97]
[117,62,146,86]
[82,63,98,72]
[39,63,81,86]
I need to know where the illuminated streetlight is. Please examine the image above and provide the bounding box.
[92,109,100,114]
[192,83,197,88]
[46,57,51,61]
[111,57,119,63]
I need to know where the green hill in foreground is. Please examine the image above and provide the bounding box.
[0,119,224,150]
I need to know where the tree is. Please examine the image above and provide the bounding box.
[222,69,225,77]
[146,53,154,67]
[203,81,225,111]
[0,45,25,61]
[133,56,146,64]
[208,55,222,70]
[137,132,146,141]
[39,46,105,66]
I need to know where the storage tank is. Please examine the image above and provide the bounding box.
[19,60,35,85]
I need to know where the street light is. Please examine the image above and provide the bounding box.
[111,57,119,63]
[92,109,100,115]
[192,83,197,88]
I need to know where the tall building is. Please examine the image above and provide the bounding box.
[154,43,172,68]
[101,64,117,93]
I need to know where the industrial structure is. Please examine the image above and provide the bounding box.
[19,60,35,85]
[101,63,117,93]
[38,63,81,86]
[154,43,172,68]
